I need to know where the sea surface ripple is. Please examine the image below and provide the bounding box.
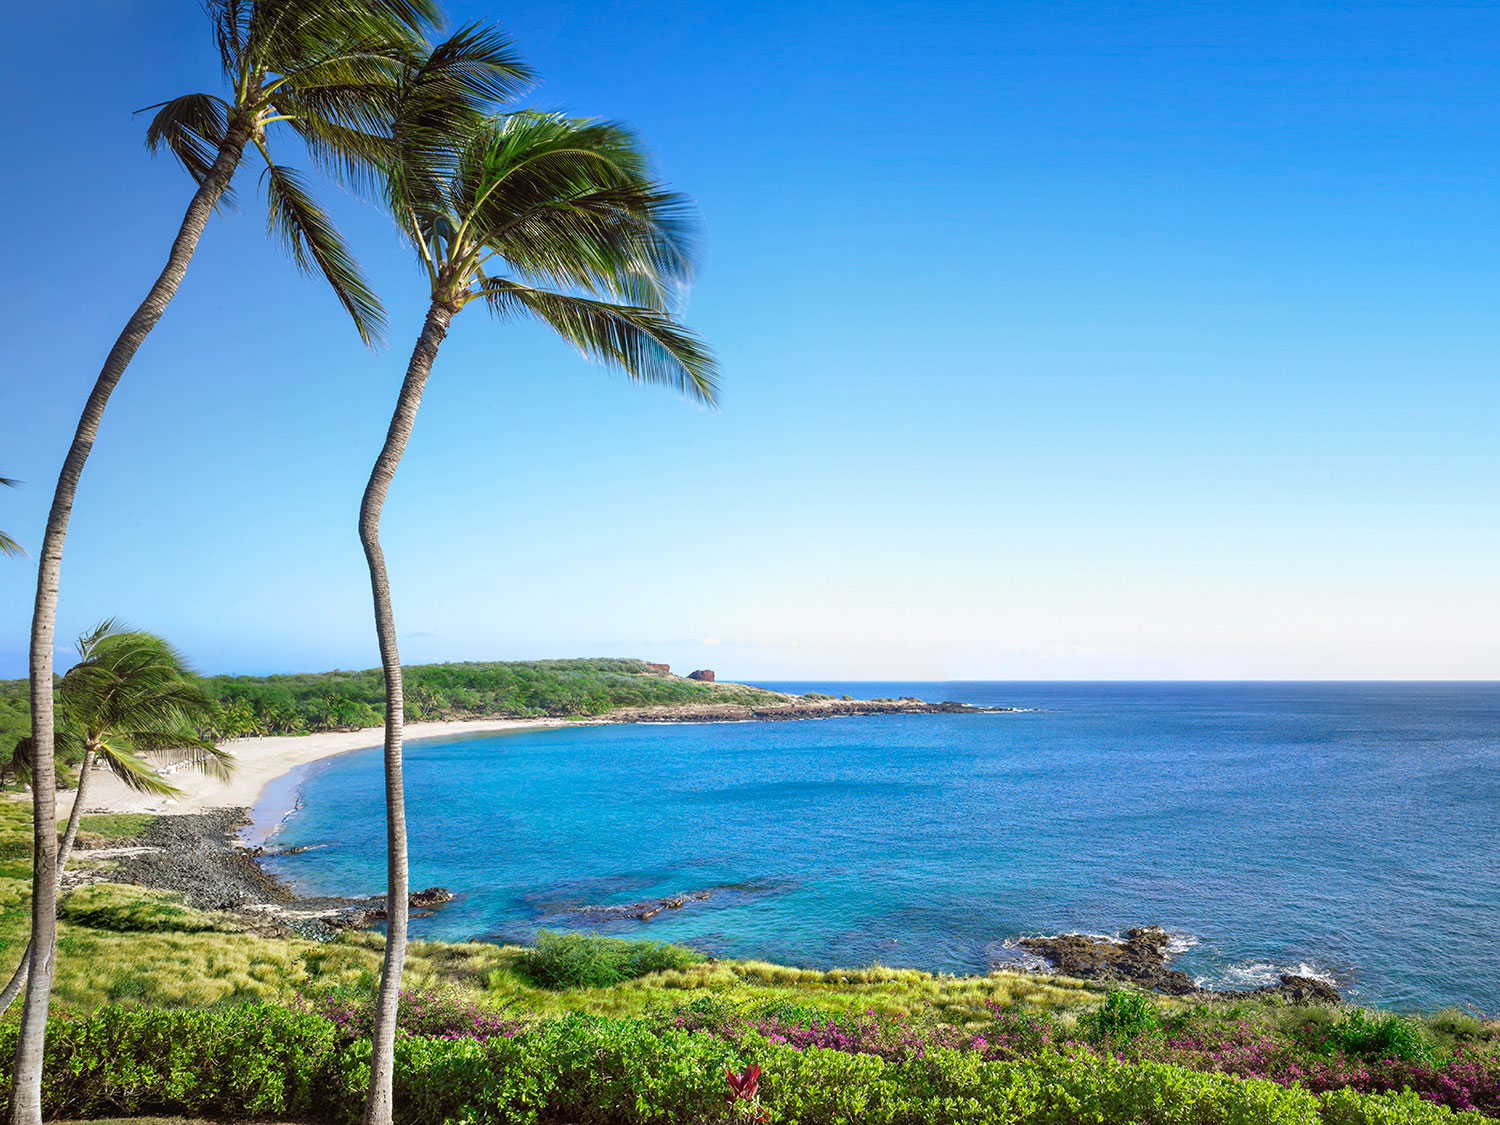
[259,681,1500,1012]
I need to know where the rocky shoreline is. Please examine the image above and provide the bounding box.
[75,810,455,941]
[608,697,1010,723]
[74,818,1340,1007]
[1016,927,1342,1004]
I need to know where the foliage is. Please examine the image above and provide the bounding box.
[57,885,239,935]
[0,1003,1491,1124]
[1306,1007,1436,1064]
[514,931,705,989]
[3,659,796,750]
[300,984,523,1042]
[1083,986,1164,1047]
[188,658,788,737]
[74,813,157,847]
[11,622,229,798]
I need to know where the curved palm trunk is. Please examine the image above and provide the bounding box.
[360,301,454,1125]
[0,748,97,1013]
[13,127,249,1125]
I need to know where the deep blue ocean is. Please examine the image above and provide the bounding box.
[256,682,1500,1012]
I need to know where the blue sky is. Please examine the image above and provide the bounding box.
[2,0,1497,680]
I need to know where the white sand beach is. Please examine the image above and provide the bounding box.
[54,717,580,819]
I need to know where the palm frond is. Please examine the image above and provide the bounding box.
[0,533,23,559]
[477,282,718,406]
[141,93,239,206]
[260,160,387,346]
[90,743,184,797]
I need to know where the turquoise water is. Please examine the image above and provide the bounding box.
[259,682,1500,1012]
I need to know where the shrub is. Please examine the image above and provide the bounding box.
[1084,987,1163,1047]
[0,1004,1495,1125]
[1309,1009,1435,1065]
[300,984,523,1043]
[514,931,704,989]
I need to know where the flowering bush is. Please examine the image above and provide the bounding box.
[0,1003,1494,1123]
[664,995,1500,1117]
[297,985,523,1043]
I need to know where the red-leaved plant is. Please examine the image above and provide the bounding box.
[724,1063,766,1123]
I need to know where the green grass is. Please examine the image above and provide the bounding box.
[76,813,156,842]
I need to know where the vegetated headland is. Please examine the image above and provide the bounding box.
[0,657,1002,755]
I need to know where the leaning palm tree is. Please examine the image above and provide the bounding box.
[354,102,716,1125]
[0,478,23,559]
[13,7,530,1122]
[0,623,228,1013]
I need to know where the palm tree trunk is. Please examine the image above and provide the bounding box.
[359,301,454,1125]
[0,748,97,1014]
[12,126,249,1125]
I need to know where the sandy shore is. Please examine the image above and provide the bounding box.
[55,717,580,819]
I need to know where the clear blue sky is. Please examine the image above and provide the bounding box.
[2,0,1497,680]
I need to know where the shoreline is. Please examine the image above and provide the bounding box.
[58,716,585,820]
[56,695,1007,821]
[85,811,1347,1007]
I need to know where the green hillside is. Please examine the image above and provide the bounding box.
[0,658,781,749]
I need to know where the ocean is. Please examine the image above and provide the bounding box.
[256,681,1500,1012]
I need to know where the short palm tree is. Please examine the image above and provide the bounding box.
[0,623,228,1013]
[0,478,22,559]
[353,96,716,1125]
[14,8,528,1122]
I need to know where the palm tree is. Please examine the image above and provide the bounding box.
[353,96,716,1125]
[0,623,228,1013]
[7,4,528,1122]
[11,6,527,1122]
[1,477,23,559]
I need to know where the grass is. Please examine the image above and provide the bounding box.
[75,813,156,844]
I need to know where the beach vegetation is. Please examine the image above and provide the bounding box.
[1,624,233,1019]
[57,885,240,936]
[0,477,23,560]
[10,0,456,1112]
[0,1001,1493,1124]
[347,34,717,1121]
[513,931,705,989]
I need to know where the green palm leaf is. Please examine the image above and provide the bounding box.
[260,159,386,345]
[477,281,717,405]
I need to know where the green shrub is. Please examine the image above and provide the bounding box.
[0,1004,1492,1125]
[1310,1008,1435,1064]
[514,931,704,989]
[1083,987,1163,1046]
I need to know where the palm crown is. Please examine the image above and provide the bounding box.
[13,622,227,798]
[390,104,718,402]
[142,0,530,344]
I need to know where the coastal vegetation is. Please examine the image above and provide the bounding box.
[0,801,1495,1120]
[11,1,452,1118]
[0,624,232,1013]
[346,28,716,1115]
[0,660,787,759]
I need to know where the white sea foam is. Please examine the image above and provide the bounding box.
[1195,960,1340,990]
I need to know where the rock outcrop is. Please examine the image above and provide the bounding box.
[1017,927,1342,1004]
[687,669,716,682]
[643,662,671,675]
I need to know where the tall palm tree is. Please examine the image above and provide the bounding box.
[0,623,228,1013]
[12,5,527,1121]
[354,100,716,1125]
[0,478,23,559]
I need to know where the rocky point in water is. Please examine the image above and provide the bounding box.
[1018,927,1342,1004]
